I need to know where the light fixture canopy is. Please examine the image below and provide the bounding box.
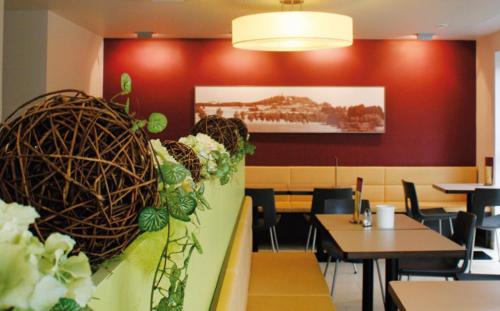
[232,11,353,52]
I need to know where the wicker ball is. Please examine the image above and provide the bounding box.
[192,116,238,155]
[163,140,202,183]
[228,117,249,140]
[0,90,157,267]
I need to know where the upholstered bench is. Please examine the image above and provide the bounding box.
[215,197,335,311]
[245,166,477,213]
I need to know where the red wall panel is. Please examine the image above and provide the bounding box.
[103,39,476,166]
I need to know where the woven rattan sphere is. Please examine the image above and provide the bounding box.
[0,90,157,267]
[192,116,238,155]
[228,117,249,140]
[163,140,202,183]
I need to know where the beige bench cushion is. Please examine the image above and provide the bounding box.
[289,166,336,191]
[247,295,336,311]
[249,252,329,296]
[245,166,476,213]
[246,166,290,191]
[216,197,253,311]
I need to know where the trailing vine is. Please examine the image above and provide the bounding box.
[114,73,254,311]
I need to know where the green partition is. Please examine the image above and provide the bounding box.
[89,162,245,311]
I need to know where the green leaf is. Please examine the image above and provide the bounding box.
[138,207,169,232]
[124,98,130,114]
[131,119,146,132]
[219,175,230,185]
[191,232,203,254]
[170,264,181,283]
[180,192,197,215]
[159,162,189,185]
[121,73,132,94]
[167,190,197,215]
[167,199,191,222]
[147,112,168,133]
[50,298,82,311]
[244,142,256,155]
[196,191,211,210]
[155,297,169,311]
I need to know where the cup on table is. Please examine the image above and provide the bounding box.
[376,205,395,229]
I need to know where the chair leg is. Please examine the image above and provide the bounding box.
[469,229,476,273]
[324,256,332,276]
[352,263,358,274]
[439,219,442,234]
[449,218,454,235]
[312,227,318,252]
[331,259,340,296]
[375,260,385,302]
[269,228,276,253]
[495,229,500,262]
[305,225,312,252]
[272,226,280,252]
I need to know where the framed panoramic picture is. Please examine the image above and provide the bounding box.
[194,86,385,133]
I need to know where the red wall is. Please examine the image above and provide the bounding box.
[104,39,476,166]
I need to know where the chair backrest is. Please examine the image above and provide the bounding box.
[401,180,422,218]
[310,188,352,215]
[450,211,477,272]
[324,198,370,215]
[470,188,500,226]
[244,188,277,228]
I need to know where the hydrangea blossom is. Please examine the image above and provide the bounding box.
[150,138,179,166]
[0,200,95,311]
[179,133,230,180]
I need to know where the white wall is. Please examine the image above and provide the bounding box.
[46,11,103,97]
[476,30,500,182]
[2,10,103,121]
[3,10,48,119]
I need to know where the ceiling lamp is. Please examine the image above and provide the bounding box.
[232,0,353,52]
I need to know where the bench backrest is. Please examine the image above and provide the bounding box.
[214,197,253,311]
[245,166,477,207]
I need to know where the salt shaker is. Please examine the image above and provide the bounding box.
[362,207,372,228]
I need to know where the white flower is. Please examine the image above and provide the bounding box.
[0,199,95,310]
[179,134,230,179]
[29,275,67,311]
[66,277,96,307]
[0,201,39,243]
[150,139,178,166]
[0,243,40,309]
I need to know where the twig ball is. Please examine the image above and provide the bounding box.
[0,90,158,267]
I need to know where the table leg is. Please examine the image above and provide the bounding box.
[385,258,399,311]
[362,259,374,311]
[466,192,473,213]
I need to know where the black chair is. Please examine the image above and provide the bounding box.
[245,188,280,252]
[469,188,500,270]
[398,211,476,279]
[305,188,353,252]
[456,273,500,280]
[402,180,456,235]
[321,199,384,300]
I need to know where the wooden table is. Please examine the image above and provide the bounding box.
[316,214,427,231]
[433,183,499,212]
[389,281,500,311]
[316,214,465,311]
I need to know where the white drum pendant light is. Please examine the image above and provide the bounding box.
[232,1,353,52]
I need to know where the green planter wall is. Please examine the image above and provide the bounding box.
[89,161,245,310]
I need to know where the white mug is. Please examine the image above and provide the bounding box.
[376,205,395,229]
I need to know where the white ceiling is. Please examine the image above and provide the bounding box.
[6,0,500,39]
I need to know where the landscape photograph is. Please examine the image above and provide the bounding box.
[195,86,385,133]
